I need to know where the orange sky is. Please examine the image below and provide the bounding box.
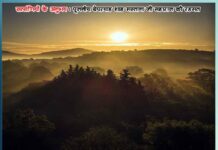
[3,3,215,54]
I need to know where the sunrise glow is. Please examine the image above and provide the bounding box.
[111,32,128,43]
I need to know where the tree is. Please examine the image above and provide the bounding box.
[120,69,130,81]
[106,69,116,80]
[4,109,55,150]
[143,120,214,150]
[67,65,74,78]
[59,70,67,79]
[188,68,215,93]
[61,127,133,150]
[74,64,79,73]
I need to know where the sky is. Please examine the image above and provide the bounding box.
[3,3,215,54]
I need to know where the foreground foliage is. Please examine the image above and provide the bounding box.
[4,65,215,150]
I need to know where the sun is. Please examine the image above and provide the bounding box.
[111,32,128,42]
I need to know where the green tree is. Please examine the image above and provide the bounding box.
[4,109,55,150]
[61,127,133,150]
[188,68,215,93]
[143,120,214,150]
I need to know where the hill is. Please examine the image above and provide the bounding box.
[2,51,29,60]
[2,48,93,60]
[52,49,215,78]
[35,48,92,58]
[3,49,215,93]
[3,61,54,94]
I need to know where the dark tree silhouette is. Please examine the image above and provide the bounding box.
[188,68,215,93]
[106,69,116,80]
[61,127,133,150]
[143,120,214,150]
[4,109,55,150]
[4,65,215,150]
[120,69,130,82]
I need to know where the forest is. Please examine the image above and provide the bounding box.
[3,50,215,150]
